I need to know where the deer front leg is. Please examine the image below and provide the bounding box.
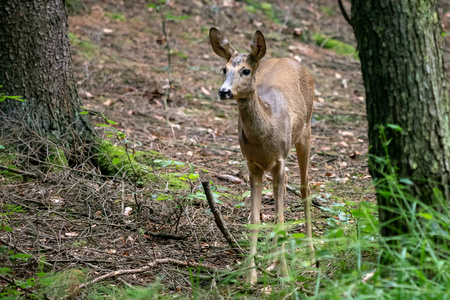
[246,162,263,284]
[271,159,289,277]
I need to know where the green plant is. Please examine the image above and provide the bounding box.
[0,85,25,103]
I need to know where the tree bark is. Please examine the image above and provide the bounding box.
[0,0,95,149]
[350,1,449,239]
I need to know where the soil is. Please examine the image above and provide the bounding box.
[1,0,449,296]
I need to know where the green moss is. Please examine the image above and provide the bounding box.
[105,12,126,22]
[46,148,68,172]
[312,33,358,59]
[320,6,335,17]
[146,173,189,190]
[66,0,85,15]
[96,141,188,190]
[243,0,283,25]
[0,149,22,181]
[68,32,99,60]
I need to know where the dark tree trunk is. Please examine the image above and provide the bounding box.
[0,0,95,149]
[350,0,449,245]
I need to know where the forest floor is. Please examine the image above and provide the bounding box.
[1,0,449,298]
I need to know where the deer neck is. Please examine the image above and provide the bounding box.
[236,91,271,144]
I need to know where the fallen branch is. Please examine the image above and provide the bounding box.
[285,184,323,209]
[265,175,323,208]
[201,180,244,254]
[337,0,353,27]
[147,231,187,240]
[70,258,217,298]
[0,164,39,178]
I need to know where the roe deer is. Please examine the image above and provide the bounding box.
[209,28,315,284]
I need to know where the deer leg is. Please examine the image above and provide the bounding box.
[295,129,314,254]
[246,162,263,284]
[270,159,288,277]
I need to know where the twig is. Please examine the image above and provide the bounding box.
[201,180,244,254]
[69,258,217,298]
[0,164,39,178]
[147,231,187,240]
[265,175,323,208]
[337,0,353,27]
[285,184,323,209]
[184,204,200,251]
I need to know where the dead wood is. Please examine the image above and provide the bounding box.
[147,231,187,240]
[69,258,218,298]
[0,163,39,178]
[201,180,244,254]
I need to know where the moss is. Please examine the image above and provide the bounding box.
[68,32,99,60]
[146,173,189,190]
[97,141,140,175]
[46,148,68,172]
[66,0,85,15]
[0,149,22,181]
[96,141,188,190]
[312,33,358,59]
[105,12,126,22]
[243,0,283,25]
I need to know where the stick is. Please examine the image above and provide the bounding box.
[69,258,217,298]
[265,175,323,208]
[337,0,353,27]
[285,184,323,209]
[0,164,39,178]
[201,180,244,254]
[147,231,187,240]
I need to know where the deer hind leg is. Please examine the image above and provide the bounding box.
[246,162,263,284]
[269,159,288,277]
[295,127,314,253]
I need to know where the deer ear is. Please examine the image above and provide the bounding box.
[250,30,266,61]
[209,28,236,60]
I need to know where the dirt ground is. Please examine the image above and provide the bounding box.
[1,0,449,296]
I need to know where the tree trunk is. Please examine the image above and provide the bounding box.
[350,1,449,240]
[0,0,95,150]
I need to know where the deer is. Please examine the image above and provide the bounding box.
[209,27,315,284]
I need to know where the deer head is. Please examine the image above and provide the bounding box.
[209,28,266,100]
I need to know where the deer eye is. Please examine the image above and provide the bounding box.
[222,68,227,75]
[242,69,251,76]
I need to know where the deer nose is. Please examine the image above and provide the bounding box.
[219,88,233,99]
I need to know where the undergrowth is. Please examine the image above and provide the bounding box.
[1,105,448,298]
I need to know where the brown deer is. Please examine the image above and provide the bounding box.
[209,28,315,283]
